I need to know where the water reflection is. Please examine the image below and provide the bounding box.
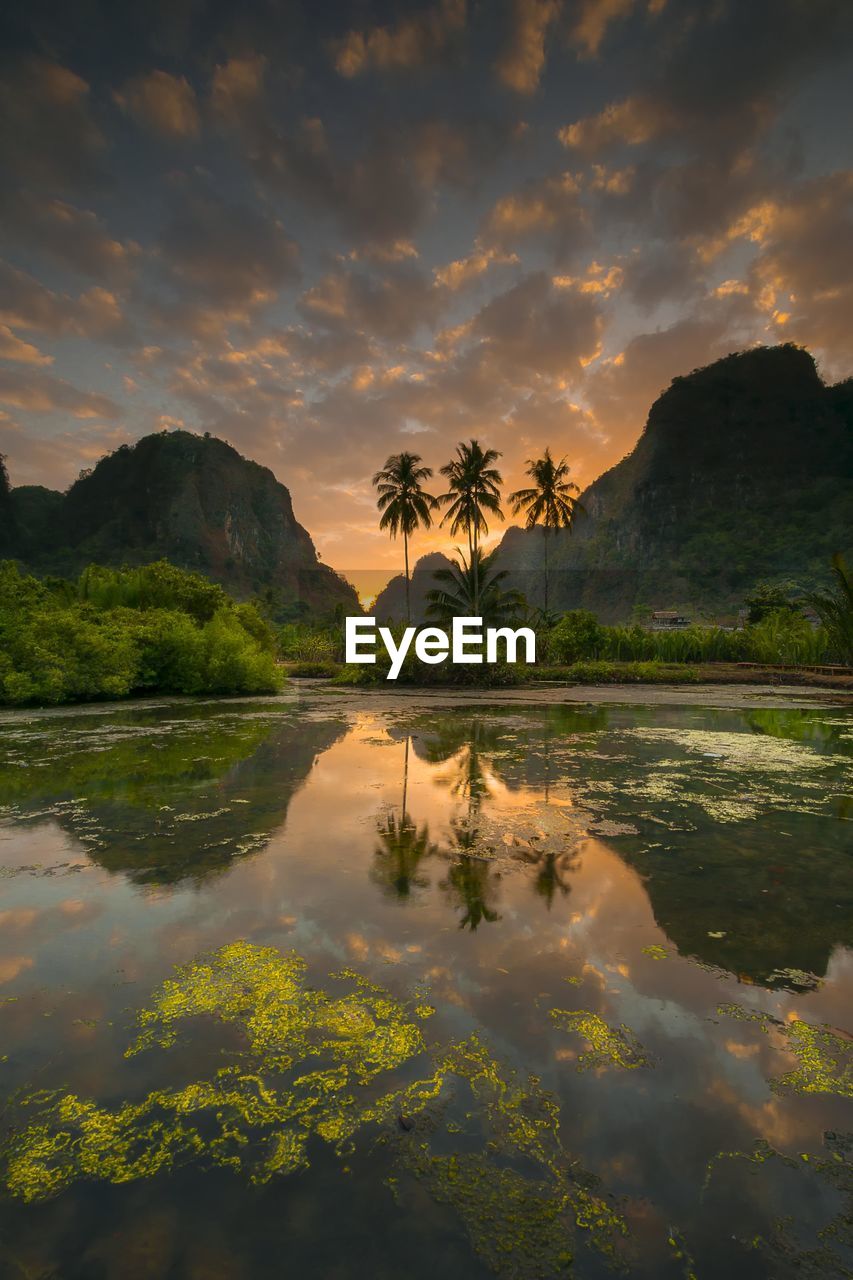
[0,706,346,883]
[0,696,850,1279]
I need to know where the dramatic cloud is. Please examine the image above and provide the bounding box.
[495,0,562,94]
[333,0,466,76]
[0,0,850,568]
[115,70,201,138]
[0,368,119,419]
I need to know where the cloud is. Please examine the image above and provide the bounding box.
[433,245,519,290]
[155,184,300,332]
[333,0,466,77]
[0,196,138,283]
[471,271,604,377]
[210,53,268,125]
[494,0,562,94]
[0,325,53,365]
[742,172,853,375]
[0,59,105,195]
[299,263,444,341]
[0,368,119,419]
[480,171,589,259]
[558,95,670,151]
[115,69,200,138]
[0,262,132,343]
[569,0,667,57]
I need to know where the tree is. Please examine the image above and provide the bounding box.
[509,449,582,615]
[438,440,503,615]
[425,547,524,627]
[745,579,801,624]
[806,553,853,664]
[373,453,438,623]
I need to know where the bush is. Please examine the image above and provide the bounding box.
[0,560,282,705]
[287,661,341,678]
[545,610,605,663]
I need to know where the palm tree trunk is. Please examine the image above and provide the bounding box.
[471,513,479,615]
[404,528,411,624]
[544,527,549,614]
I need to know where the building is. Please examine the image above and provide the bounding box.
[650,610,691,630]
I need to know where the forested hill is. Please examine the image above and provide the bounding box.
[5,431,358,618]
[496,344,853,619]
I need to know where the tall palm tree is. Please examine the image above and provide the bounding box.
[438,440,503,614]
[509,449,583,615]
[373,453,438,623]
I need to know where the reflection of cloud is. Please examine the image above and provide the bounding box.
[0,955,33,983]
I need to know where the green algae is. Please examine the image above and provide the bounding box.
[1,944,630,1277]
[641,944,669,960]
[718,1004,853,1097]
[549,1010,651,1071]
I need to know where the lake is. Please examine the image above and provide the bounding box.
[0,691,850,1279]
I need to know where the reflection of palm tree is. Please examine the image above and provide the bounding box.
[372,810,436,900]
[371,734,437,900]
[442,849,501,931]
[533,850,578,908]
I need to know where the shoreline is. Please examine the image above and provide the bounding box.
[1,680,851,723]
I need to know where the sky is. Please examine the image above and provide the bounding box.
[1,0,852,589]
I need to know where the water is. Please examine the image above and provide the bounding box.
[0,692,850,1279]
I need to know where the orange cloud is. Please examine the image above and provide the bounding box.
[115,70,200,138]
[495,0,562,94]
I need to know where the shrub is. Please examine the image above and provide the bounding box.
[0,560,282,705]
[545,610,605,663]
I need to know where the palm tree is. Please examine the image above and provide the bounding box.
[806,553,853,664]
[373,453,438,623]
[509,449,583,615]
[425,547,525,627]
[438,441,503,614]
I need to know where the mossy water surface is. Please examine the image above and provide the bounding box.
[0,696,850,1277]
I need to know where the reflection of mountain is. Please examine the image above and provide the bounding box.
[0,709,347,884]
[620,819,852,986]
[384,707,851,982]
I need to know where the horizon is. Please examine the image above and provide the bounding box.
[1,0,852,578]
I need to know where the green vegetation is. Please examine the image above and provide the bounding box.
[437,439,504,616]
[540,607,837,666]
[807,552,853,664]
[509,448,583,615]
[425,546,525,626]
[373,452,438,623]
[0,941,630,1278]
[0,559,281,706]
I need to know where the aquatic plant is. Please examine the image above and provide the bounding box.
[550,1010,652,1071]
[718,1004,853,1097]
[1,943,631,1277]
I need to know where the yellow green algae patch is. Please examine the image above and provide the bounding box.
[383,1033,629,1278]
[641,945,669,960]
[1,943,630,1278]
[718,1003,853,1098]
[550,1010,651,1071]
